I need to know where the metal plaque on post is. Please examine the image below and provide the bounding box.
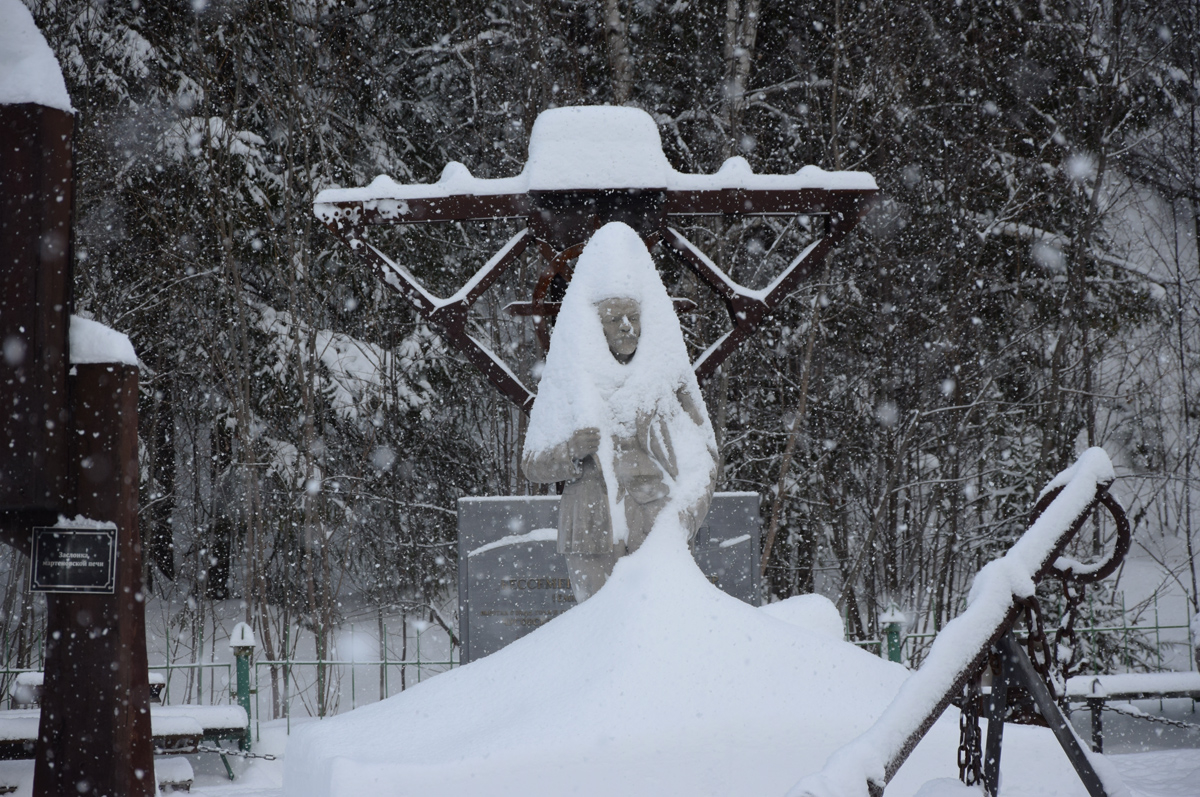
[29,525,118,594]
[458,492,761,663]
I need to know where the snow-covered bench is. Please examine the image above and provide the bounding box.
[1065,671,1200,752]
[8,670,167,708]
[0,703,248,789]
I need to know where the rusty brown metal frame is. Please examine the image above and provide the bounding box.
[860,485,1130,797]
[317,185,874,413]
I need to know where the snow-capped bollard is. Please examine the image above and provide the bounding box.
[229,622,257,751]
[879,603,907,664]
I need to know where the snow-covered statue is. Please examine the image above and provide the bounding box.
[522,222,718,603]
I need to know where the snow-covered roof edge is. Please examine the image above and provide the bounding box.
[315,103,874,211]
[0,0,73,113]
[314,160,877,208]
[70,315,138,366]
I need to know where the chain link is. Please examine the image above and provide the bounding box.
[155,743,277,761]
[957,678,983,786]
[1021,597,1052,683]
[1054,580,1087,679]
[1095,703,1200,734]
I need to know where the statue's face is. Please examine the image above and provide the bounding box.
[598,297,640,362]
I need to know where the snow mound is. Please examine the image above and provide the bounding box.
[760,594,845,640]
[283,519,1105,796]
[0,0,72,112]
[283,521,909,797]
[526,106,673,190]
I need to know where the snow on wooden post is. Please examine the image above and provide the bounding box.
[34,322,155,797]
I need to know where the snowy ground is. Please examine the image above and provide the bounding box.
[49,454,1195,797]
[260,487,1195,797]
[113,698,1193,797]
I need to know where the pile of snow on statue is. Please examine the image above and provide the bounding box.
[522,220,717,550]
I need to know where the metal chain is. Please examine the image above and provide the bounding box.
[1096,703,1200,734]
[1054,580,1087,679]
[957,678,983,786]
[1018,597,1053,686]
[155,744,277,761]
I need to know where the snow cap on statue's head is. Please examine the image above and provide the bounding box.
[548,221,689,407]
[525,221,701,453]
[575,223,653,304]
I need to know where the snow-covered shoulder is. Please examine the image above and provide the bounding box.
[69,316,138,366]
[0,0,72,112]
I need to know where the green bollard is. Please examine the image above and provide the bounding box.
[229,622,257,752]
[879,603,906,664]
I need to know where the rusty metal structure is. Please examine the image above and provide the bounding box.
[798,455,1131,797]
[943,484,1130,797]
[314,110,876,413]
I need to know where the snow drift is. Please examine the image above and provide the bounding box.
[282,510,1104,796]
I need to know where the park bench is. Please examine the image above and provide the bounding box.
[8,671,166,708]
[1064,671,1200,752]
[0,674,250,792]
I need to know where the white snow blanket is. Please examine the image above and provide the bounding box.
[283,513,1110,796]
[0,0,72,112]
[151,704,248,734]
[1065,671,1200,699]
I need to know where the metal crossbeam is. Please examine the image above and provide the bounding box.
[317,185,874,412]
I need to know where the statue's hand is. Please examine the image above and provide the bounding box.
[568,427,601,460]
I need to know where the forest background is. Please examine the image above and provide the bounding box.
[6,0,1199,717]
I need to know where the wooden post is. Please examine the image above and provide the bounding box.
[34,363,155,797]
[0,103,74,530]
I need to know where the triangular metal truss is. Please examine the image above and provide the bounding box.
[315,183,875,413]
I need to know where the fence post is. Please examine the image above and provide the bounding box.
[229,622,256,751]
[880,603,906,664]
